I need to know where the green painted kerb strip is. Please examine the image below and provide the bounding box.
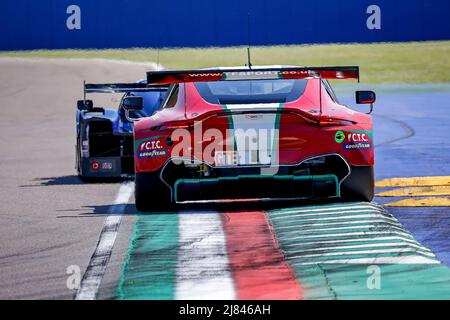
[266,202,450,300]
[295,263,450,300]
[117,213,178,300]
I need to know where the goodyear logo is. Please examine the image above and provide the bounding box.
[138,149,169,158]
[343,142,372,150]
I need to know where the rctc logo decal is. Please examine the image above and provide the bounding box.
[140,140,162,151]
[137,139,169,159]
[348,132,369,142]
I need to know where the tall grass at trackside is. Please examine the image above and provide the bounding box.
[1,41,449,83]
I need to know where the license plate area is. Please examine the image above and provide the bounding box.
[214,150,270,166]
[214,151,238,167]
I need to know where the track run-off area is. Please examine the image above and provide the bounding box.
[1,58,449,299]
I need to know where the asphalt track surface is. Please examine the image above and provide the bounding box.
[0,58,449,299]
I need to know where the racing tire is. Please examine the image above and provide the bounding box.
[76,137,96,182]
[76,137,86,178]
[340,165,374,202]
[135,171,173,212]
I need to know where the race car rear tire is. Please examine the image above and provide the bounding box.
[340,165,374,202]
[135,171,173,212]
[76,137,86,178]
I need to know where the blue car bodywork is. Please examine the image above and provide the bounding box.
[76,82,167,179]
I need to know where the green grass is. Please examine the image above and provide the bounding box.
[1,41,450,83]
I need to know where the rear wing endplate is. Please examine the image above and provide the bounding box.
[146,66,359,85]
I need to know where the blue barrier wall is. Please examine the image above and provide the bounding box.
[1,0,449,50]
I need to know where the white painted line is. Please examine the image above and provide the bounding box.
[285,241,433,255]
[282,236,423,248]
[276,219,402,230]
[75,182,134,300]
[175,212,235,300]
[276,224,407,236]
[273,213,399,224]
[292,255,439,265]
[271,209,394,221]
[288,247,436,260]
[278,230,414,242]
[270,204,383,216]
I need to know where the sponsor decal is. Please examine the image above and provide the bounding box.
[138,149,169,158]
[335,130,373,150]
[343,142,372,150]
[334,130,345,143]
[136,137,169,158]
[139,139,163,151]
[347,132,370,142]
[224,71,279,80]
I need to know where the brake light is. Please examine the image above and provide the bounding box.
[151,123,192,131]
[91,162,100,170]
[319,118,355,126]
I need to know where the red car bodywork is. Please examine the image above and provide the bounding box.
[132,66,375,206]
[134,78,373,172]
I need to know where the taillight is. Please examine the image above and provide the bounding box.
[151,123,192,131]
[319,118,355,126]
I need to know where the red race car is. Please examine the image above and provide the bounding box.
[123,66,376,211]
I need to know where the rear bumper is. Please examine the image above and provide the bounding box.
[160,153,351,204]
[174,174,339,203]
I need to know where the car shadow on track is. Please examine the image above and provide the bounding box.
[20,175,132,187]
[56,203,138,218]
[140,198,350,215]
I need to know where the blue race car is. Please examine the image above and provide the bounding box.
[75,80,168,179]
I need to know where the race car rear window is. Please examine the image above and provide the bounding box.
[194,79,307,105]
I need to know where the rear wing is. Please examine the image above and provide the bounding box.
[79,82,169,112]
[146,66,359,85]
[84,82,168,94]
